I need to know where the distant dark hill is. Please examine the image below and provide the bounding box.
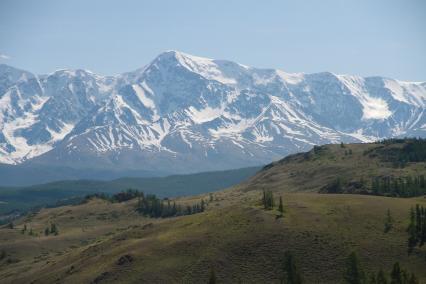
[0,166,260,215]
[0,164,169,187]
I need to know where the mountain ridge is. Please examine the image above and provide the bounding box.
[1,51,425,173]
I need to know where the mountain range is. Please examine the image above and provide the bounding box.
[1,51,425,174]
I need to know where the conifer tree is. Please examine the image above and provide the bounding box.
[44,227,49,236]
[21,224,27,234]
[415,204,421,235]
[408,273,419,284]
[376,269,388,284]
[344,251,365,284]
[368,273,377,284]
[420,208,426,246]
[390,262,402,284]
[202,199,205,211]
[208,267,216,284]
[50,223,58,235]
[282,251,303,284]
[278,196,284,216]
[384,209,393,233]
[262,189,275,210]
[172,202,177,215]
[263,189,267,209]
[407,207,418,252]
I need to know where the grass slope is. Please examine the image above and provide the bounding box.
[1,193,425,283]
[241,141,426,193]
[0,141,425,283]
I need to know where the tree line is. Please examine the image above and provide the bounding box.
[321,176,426,197]
[370,176,426,197]
[84,189,141,203]
[136,193,205,218]
[373,138,426,167]
[84,189,207,218]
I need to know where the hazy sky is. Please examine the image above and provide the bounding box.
[0,0,425,81]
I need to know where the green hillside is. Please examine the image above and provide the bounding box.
[0,140,425,283]
[242,139,426,195]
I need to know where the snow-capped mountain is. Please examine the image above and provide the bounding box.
[1,51,425,173]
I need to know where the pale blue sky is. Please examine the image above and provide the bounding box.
[0,0,425,81]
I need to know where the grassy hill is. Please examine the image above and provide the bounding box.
[242,139,426,194]
[0,140,425,283]
[0,166,260,216]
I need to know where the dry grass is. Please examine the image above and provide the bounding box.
[1,141,426,283]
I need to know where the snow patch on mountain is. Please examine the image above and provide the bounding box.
[132,84,156,110]
[172,51,238,85]
[337,75,392,120]
[384,79,426,107]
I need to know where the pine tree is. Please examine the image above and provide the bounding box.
[415,204,421,236]
[421,208,426,246]
[208,267,216,284]
[262,189,275,210]
[344,251,365,284]
[401,270,409,284]
[390,262,402,284]
[172,202,177,216]
[407,208,418,253]
[376,269,388,284]
[263,189,267,209]
[50,223,58,235]
[201,199,205,212]
[384,209,393,233]
[408,273,419,284]
[407,207,418,253]
[368,273,377,284]
[278,196,284,216]
[21,224,27,234]
[282,251,303,284]
[44,227,50,236]
[137,195,142,209]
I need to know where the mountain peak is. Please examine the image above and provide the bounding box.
[151,50,214,68]
[1,53,426,170]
